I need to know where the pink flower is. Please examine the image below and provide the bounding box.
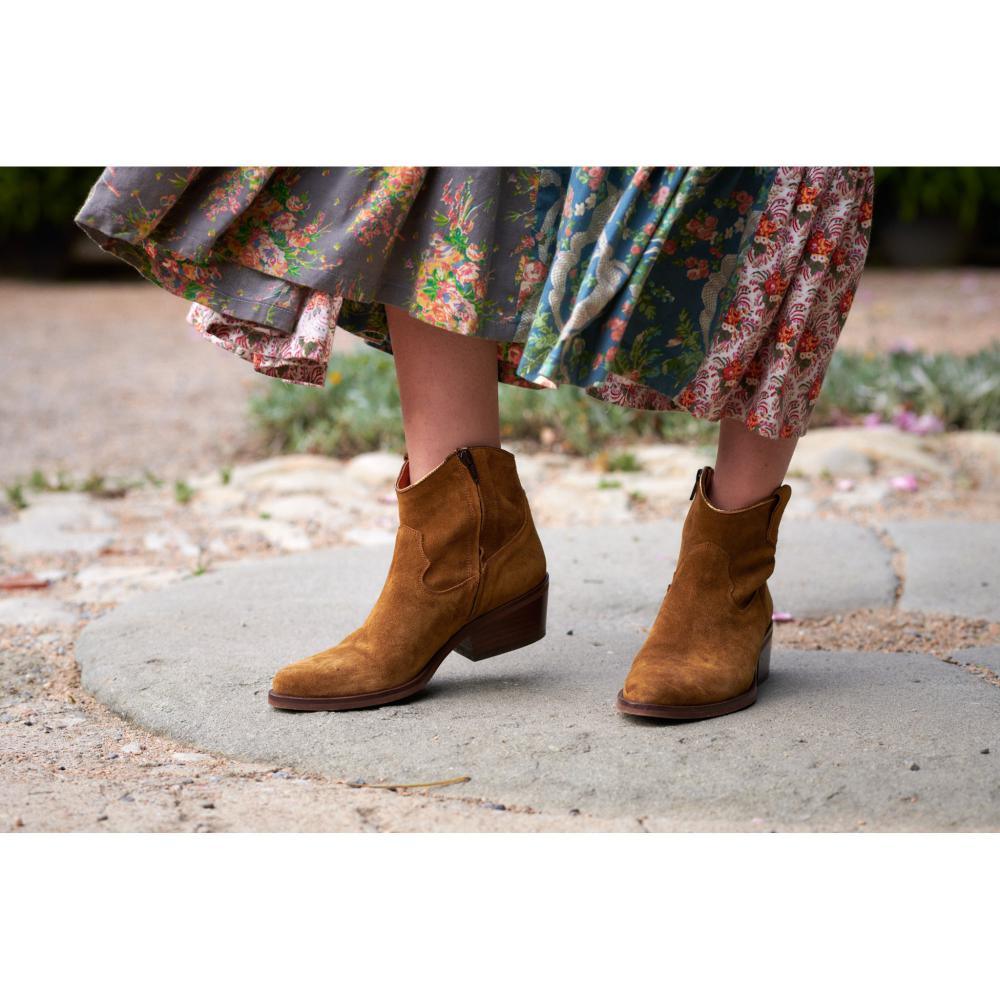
[286,196,305,212]
[607,318,627,343]
[685,258,710,280]
[685,215,718,241]
[454,261,480,284]
[521,259,546,284]
[890,474,919,493]
[272,212,296,232]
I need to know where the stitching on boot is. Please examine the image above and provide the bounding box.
[672,540,762,616]
[480,491,529,572]
[399,525,477,596]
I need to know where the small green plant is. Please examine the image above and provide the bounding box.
[28,470,50,491]
[602,450,643,473]
[220,466,233,486]
[4,484,28,510]
[597,477,622,490]
[80,474,105,495]
[250,352,406,457]
[173,480,195,504]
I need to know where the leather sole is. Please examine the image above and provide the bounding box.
[267,574,549,711]
[615,624,773,721]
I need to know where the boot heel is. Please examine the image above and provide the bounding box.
[455,575,548,661]
[757,625,773,684]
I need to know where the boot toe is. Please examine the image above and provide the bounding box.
[271,651,373,699]
[622,654,738,708]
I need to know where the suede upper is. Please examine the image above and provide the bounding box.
[271,446,547,699]
[622,466,791,707]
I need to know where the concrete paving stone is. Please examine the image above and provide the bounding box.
[218,517,311,552]
[71,565,184,604]
[0,595,79,626]
[0,494,116,555]
[70,520,969,830]
[790,427,947,478]
[948,646,1000,675]
[885,521,1000,622]
[345,452,405,487]
[258,495,353,530]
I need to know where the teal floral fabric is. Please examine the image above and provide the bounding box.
[76,166,873,438]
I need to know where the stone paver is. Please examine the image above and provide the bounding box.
[0,595,77,626]
[0,494,116,555]
[884,521,1000,622]
[949,646,1000,674]
[76,522,997,829]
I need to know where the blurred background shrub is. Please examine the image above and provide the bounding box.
[250,346,1000,459]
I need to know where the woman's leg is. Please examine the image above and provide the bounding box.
[709,418,799,509]
[385,304,501,482]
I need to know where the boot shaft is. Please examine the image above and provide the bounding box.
[680,466,791,605]
[394,446,546,610]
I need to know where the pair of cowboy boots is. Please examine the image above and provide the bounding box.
[269,446,790,720]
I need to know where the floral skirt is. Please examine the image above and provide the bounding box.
[75,166,874,439]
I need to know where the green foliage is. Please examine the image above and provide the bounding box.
[874,168,1000,232]
[250,353,719,458]
[249,348,1000,461]
[173,480,195,504]
[0,167,100,238]
[250,353,406,456]
[4,483,28,510]
[602,451,643,472]
[813,345,1000,430]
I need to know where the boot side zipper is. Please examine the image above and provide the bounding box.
[456,447,479,482]
[457,448,485,615]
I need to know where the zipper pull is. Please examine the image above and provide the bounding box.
[689,467,703,501]
[456,447,479,482]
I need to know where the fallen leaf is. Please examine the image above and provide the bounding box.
[0,574,49,591]
[348,775,471,791]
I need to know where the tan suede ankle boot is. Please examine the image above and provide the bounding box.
[269,445,548,711]
[617,465,791,720]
